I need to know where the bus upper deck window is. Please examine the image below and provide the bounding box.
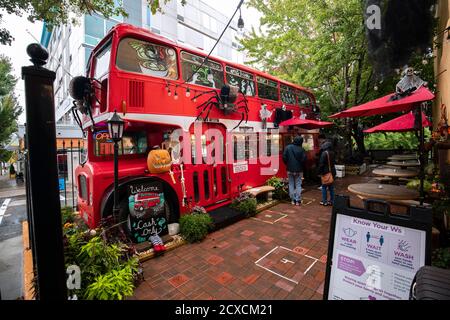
[181,51,224,89]
[116,37,178,80]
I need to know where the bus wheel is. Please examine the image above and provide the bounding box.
[116,196,174,241]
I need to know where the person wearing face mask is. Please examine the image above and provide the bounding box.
[318,140,337,206]
[282,135,306,206]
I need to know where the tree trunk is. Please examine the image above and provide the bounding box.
[351,53,366,157]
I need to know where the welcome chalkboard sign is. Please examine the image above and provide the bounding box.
[127,181,168,243]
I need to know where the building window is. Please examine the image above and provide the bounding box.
[146,7,151,26]
[85,14,120,46]
[181,51,224,89]
[116,37,178,79]
[177,23,186,43]
[85,15,105,45]
[85,47,93,69]
[257,76,279,101]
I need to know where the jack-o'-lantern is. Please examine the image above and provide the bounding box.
[147,149,172,174]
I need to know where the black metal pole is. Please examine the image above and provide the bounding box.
[113,140,119,221]
[418,104,425,206]
[22,44,67,300]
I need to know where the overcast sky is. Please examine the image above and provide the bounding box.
[0,1,261,124]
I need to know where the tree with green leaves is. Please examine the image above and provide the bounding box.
[0,0,186,45]
[0,55,22,163]
[240,0,435,160]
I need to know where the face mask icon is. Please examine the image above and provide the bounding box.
[343,228,357,237]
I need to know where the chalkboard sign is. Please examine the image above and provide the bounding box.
[127,181,168,243]
[323,196,432,300]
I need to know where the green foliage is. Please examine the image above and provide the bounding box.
[191,205,207,215]
[241,0,435,154]
[0,56,21,149]
[231,192,258,217]
[0,149,12,162]
[433,199,450,217]
[84,257,138,300]
[0,55,16,95]
[61,206,75,224]
[406,179,432,193]
[266,176,288,200]
[63,221,139,300]
[432,248,450,269]
[179,212,213,243]
[0,1,186,45]
[364,130,431,150]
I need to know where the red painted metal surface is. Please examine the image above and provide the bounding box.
[364,111,431,133]
[75,23,321,228]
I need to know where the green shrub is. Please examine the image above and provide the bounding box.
[61,206,77,226]
[432,248,450,269]
[364,129,431,150]
[266,176,288,200]
[63,224,140,300]
[231,192,258,217]
[406,179,432,193]
[179,213,213,243]
[84,258,138,300]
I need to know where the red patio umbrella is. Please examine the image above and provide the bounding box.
[329,87,435,118]
[328,86,435,206]
[278,117,334,130]
[364,111,431,133]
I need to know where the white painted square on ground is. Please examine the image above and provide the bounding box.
[255,246,319,284]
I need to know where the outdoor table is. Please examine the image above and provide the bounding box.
[386,161,421,169]
[372,168,418,184]
[388,154,418,161]
[348,183,419,201]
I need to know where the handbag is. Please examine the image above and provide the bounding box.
[321,151,334,185]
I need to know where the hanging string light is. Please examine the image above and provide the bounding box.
[174,86,179,100]
[185,87,190,98]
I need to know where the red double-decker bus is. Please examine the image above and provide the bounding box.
[73,23,321,232]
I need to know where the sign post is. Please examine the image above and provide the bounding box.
[323,195,432,300]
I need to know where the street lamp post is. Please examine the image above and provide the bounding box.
[107,110,125,222]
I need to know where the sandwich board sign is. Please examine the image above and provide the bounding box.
[323,195,432,300]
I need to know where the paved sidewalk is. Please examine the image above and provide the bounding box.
[132,175,371,300]
[0,175,25,198]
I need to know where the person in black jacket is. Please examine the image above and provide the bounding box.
[282,135,307,206]
[318,141,336,206]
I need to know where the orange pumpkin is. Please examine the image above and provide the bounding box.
[147,149,172,174]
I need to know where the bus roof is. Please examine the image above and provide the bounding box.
[98,23,314,95]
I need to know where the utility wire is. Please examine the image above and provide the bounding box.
[182,0,244,86]
[25,29,74,79]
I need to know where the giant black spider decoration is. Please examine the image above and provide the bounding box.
[191,85,249,130]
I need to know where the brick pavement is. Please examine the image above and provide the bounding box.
[132,175,372,300]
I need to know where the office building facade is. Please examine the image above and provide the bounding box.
[40,0,247,126]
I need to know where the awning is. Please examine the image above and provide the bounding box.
[329,87,435,118]
[278,118,334,130]
[364,111,431,133]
